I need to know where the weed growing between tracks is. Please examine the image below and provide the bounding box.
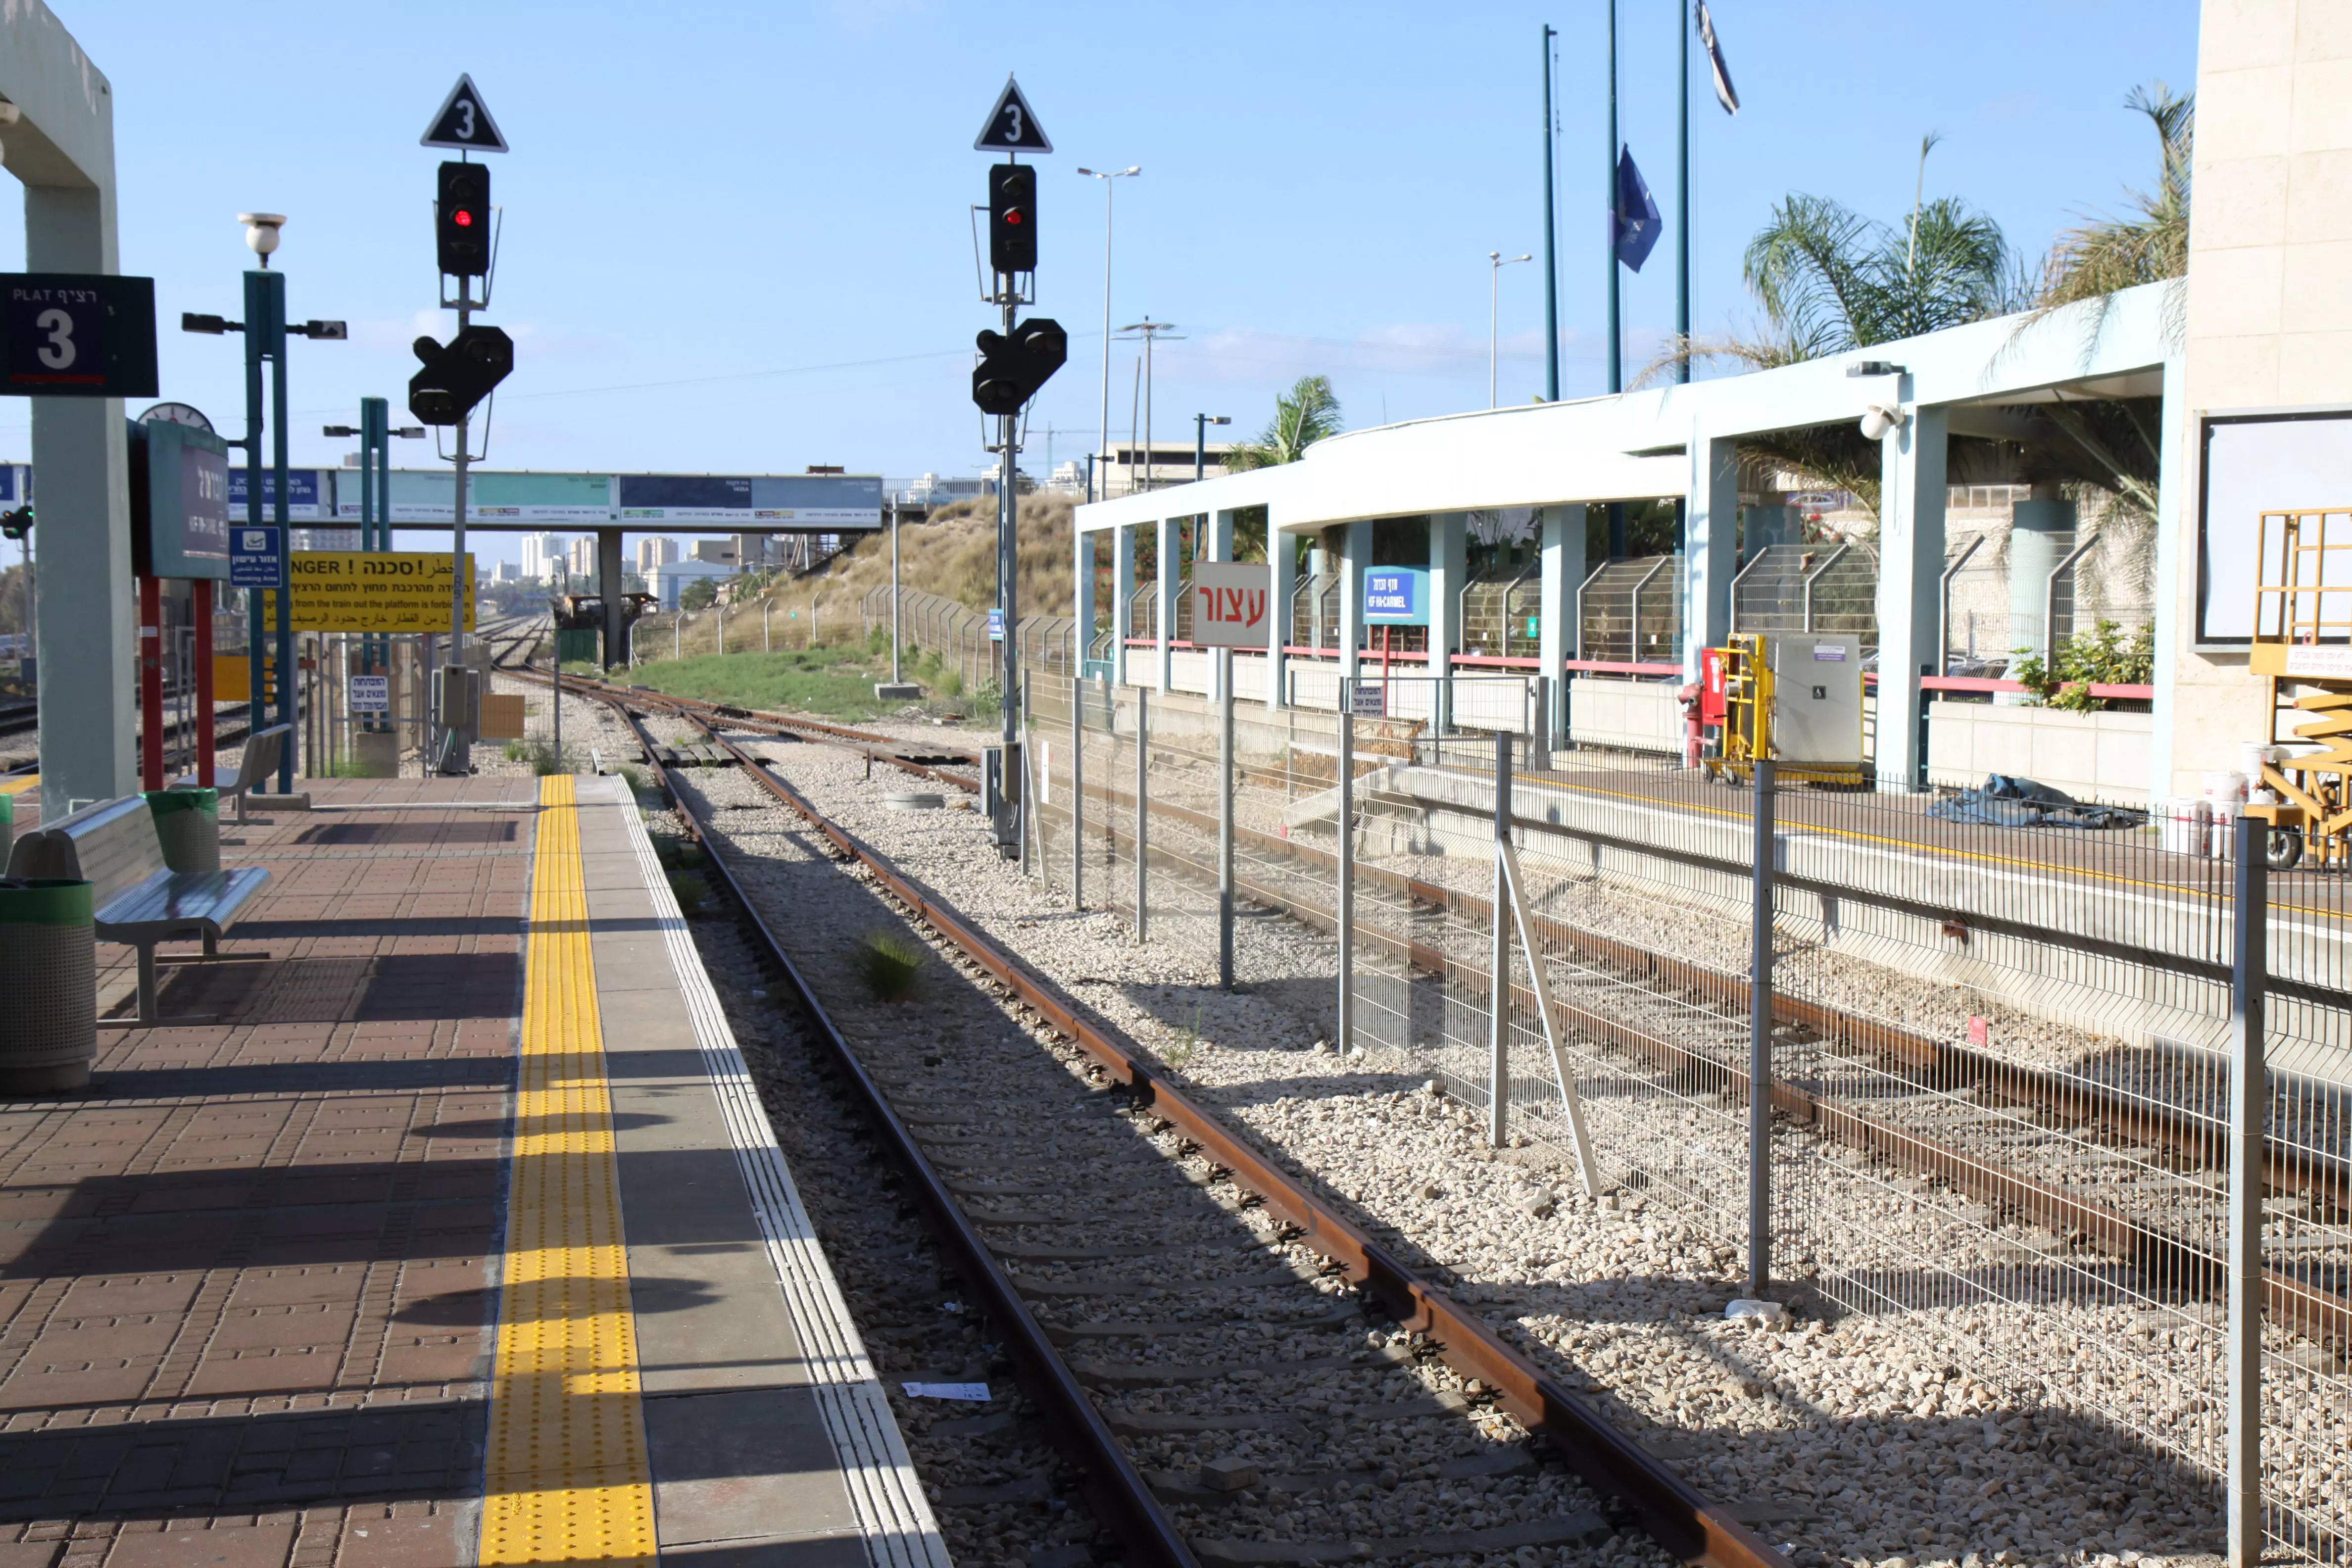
[625,648,930,722]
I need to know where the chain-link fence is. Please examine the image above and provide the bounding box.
[1009,655,2350,1562]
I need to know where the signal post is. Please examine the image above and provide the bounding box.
[972,78,1067,855]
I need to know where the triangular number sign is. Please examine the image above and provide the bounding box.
[421,74,509,153]
[973,76,1051,153]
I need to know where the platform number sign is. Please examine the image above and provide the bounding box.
[0,274,158,398]
[419,73,509,153]
[973,76,1052,152]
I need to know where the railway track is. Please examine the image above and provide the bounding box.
[527,669,2352,1344]
[583,675,1791,1568]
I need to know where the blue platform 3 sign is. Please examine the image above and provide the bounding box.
[0,275,158,398]
[1363,567,1428,625]
[229,526,283,589]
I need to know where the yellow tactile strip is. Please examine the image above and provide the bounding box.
[480,774,659,1565]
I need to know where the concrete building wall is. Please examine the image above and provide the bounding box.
[2174,0,2352,791]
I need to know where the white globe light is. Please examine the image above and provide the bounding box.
[238,212,287,256]
[1859,405,1900,442]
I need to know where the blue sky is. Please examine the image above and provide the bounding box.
[5,1,2198,565]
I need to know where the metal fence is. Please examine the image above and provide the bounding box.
[1009,657,2351,1565]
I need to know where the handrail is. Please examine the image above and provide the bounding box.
[1924,674,2152,699]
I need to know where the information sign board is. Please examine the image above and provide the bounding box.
[987,608,1005,642]
[1348,681,1388,717]
[230,527,283,589]
[1190,562,1272,647]
[133,419,233,580]
[261,551,476,633]
[348,674,390,714]
[0,274,158,398]
[1363,567,1429,624]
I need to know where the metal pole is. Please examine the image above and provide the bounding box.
[1337,694,1355,1052]
[890,499,903,684]
[1098,174,1118,504]
[552,641,562,764]
[2226,811,2267,1568]
[1019,674,1032,877]
[1489,730,1513,1147]
[1605,0,1622,395]
[241,279,265,759]
[1218,645,1235,990]
[1490,254,1499,408]
[1133,685,1149,941]
[446,282,472,776]
[1072,667,1088,911]
[269,279,294,791]
[1676,0,1690,385]
[1541,24,1560,402]
[1748,756,1776,1297]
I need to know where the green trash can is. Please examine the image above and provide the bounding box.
[148,787,221,874]
[0,878,96,1094]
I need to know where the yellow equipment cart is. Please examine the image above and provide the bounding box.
[1701,631,1869,788]
[2246,507,2352,870]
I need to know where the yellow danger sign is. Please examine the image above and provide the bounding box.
[261,551,476,633]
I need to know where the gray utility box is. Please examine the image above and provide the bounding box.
[982,743,1022,856]
[437,666,483,747]
[1768,633,1864,768]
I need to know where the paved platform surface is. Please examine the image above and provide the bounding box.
[0,775,939,1567]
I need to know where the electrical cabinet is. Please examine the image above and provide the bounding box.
[1767,634,1864,768]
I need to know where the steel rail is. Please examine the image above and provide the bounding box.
[616,696,1791,1568]
[609,698,1199,1568]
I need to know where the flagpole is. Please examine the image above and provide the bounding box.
[1542,23,1559,403]
[1606,0,1620,396]
[1676,0,1690,385]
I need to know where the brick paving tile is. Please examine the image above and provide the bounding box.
[0,787,529,1550]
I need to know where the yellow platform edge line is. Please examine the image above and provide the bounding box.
[0,774,36,796]
[480,773,658,1566]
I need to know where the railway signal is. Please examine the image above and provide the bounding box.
[972,317,1066,416]
[436,161,492,278]
[407,323,513,426]
[988,164,1037,274]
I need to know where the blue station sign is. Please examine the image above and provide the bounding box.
[1363,567,1429,625]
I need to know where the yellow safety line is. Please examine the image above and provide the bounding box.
[0,773,36,796]
[480,774,658,1566]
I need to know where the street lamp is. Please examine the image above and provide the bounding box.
[1077,165,1141,501]
[1488,251,1532,409]
[1114,318,1182,494]
[183,212,347,791]
[1193,414,1229,483]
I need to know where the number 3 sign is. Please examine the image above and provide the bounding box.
[0,274,157,398]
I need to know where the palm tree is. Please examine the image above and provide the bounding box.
[2037,83,2192,310]
[1225,375,1343,471]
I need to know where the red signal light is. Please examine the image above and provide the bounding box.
[1007,211,1023,224]
[454,210,475,227]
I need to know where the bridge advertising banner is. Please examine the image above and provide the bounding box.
[260,551,476,633]
[352,470,618,526]
[616,473,883,529]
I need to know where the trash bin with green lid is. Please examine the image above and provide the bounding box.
[147,787,220,874]
[0,877,96,1094]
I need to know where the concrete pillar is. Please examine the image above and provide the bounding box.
[1427,513,1467,731]
[596,526,625,669]
[28,183,131,808]
[1267,523,1293,709]
[1112,524,1136,686]
[1073,525,1097,674]
[1875,401,1948,791]
[1206,508,1233,701]
[1538,506,1580,738]
[1155,514,1178,692]
[1682,434,1741,678]
[1337,519,1371,686]
[2008,487,2076,660]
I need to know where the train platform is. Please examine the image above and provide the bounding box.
[0,775,939,1567]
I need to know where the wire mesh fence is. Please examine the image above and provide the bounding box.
[1012,655,2351,1562]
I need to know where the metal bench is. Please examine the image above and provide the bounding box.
[177,724,291,824]
[5,795,270,1025]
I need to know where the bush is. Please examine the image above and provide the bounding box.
[2010,620,2154,712]
[667,868,713,912]
[855,929,926,1001]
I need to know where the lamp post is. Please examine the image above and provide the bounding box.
[1115,319,1182,493]
[1488,251,1532,408]
[183,213,347,791]
[1078,165,1141,502]
[1193,414,1229,483]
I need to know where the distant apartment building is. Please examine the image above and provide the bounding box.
[636,536,680,573]
[491,560,521,584]
[519,533,571,583]
[567,538,599,581]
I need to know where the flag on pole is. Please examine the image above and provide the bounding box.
[1612,147,1662,272]
[1696,0,1740,114]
